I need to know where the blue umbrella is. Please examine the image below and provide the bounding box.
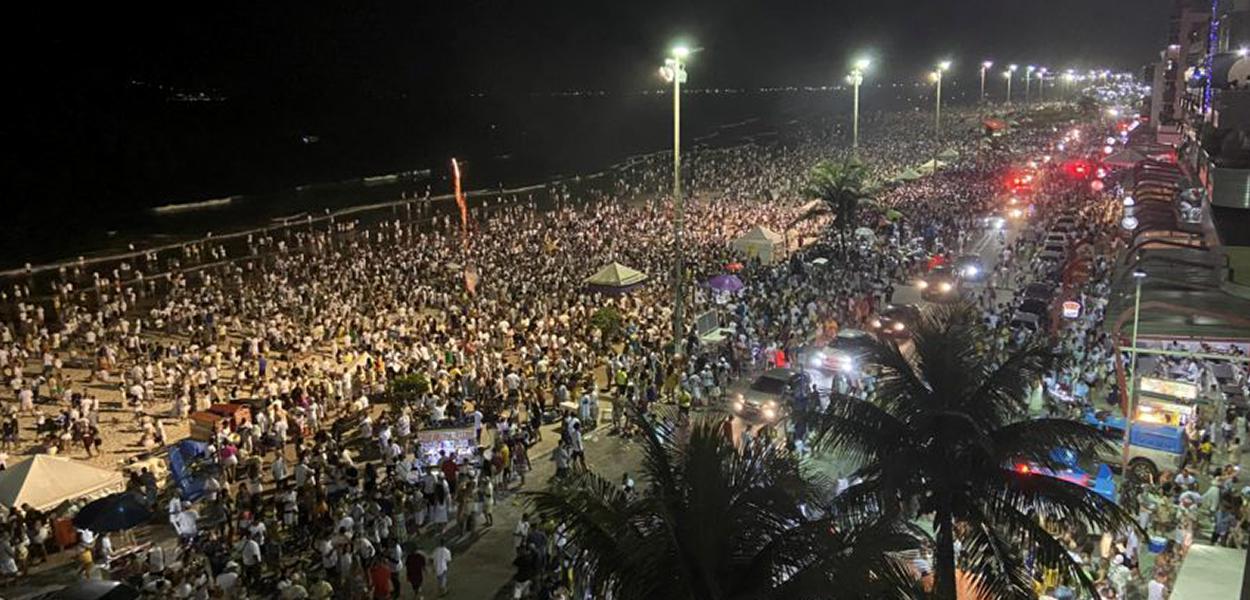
[72,492,152,532]
[707,274,745,293]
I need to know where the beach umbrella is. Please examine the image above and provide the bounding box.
[725,262,744,273]
[72,492,152,533]
[706,274,745,293]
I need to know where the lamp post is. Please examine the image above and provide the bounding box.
[660,45,690,347]
[848,57,870,152]
[980,60,993,103]
[1025,65,1035,103]
[1037,67,1047,103]
[1120,270,1148,475]
[1005,64,1018,104]
[1064,69,1075,100]
[932,60,951,170]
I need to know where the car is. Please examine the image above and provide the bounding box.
[869,304,921,339]
[1010,312,1041,332]
[810,329,871,373]
[731,368,806,423]
[1013,448,1116,502]
[1038,244,1066,264]
[982,213,1008,230]
[1045,232,1069,245]
[953,255,987,283]
[1020,283,1055,305]
[918,264,960,301]
[1017,298,1050,319]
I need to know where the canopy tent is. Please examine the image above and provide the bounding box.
[1104,148,1147,168]
[584,262,648,294]
[916,159,949,174]
[0,455,124,511]
[897,168,924,181]
[937,148,960,161]
[731,225,785,264]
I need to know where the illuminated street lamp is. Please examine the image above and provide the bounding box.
[659,45,690,345]
[1005,64,1018,104]
[1121,269,1148,475]
[980,60,993,103]
[847,57,870,151]
[932,60,951,167]
[1037,67,1048,103]
[1063,69,1076,100]
[1025,65,1035,103]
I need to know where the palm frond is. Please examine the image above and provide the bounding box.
[990,418,1117,469]
[805,394,911,466]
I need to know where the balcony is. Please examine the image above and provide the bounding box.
[1197,147,1250,208]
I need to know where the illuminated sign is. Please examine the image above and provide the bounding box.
[1139,377,1199,401]
[1062,301,1081,319]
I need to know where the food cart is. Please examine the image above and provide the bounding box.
[1135,376,1199,426]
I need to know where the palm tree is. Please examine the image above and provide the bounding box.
[795,160,876,256]
[810,304,1137,600]
[526,413,923,600]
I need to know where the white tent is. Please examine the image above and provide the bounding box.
[0,455,125,510]
[731,226,785,264]
[584,262,648,289]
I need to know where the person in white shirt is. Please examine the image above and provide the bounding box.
[215,562,241,598]
[147,544,165,574]
[240,536,263,583]
[1147,572,1168,600]
[432,538,452,595]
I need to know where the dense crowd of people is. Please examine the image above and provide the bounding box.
[0,104,1221,599]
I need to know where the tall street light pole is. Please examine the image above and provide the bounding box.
[660,46,690,349]
[1037,68,1047,103]
[1120,270,1148,474]
[1025,65,1035,103]
[932,60,951,170]
[980,60,993,103]
[1005,64,1018,104]
[848,58,870,152]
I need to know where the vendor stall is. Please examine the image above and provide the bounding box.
[730,226,784,264]
[1135,376,1200,426]
[0,455,124,511]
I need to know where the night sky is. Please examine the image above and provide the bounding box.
[1,0,1174,262]
[9,1,1174,93]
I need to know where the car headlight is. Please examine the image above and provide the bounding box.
[916,280,929,290]
[963,266,979,277]
[1009,208,1023,219]
[762,408,777,420]
[893,322,905,331]
[870,318,882,328]
[839,356,854,371]
[939,282,953,292]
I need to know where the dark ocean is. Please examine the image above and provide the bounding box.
[2,82,964,269]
